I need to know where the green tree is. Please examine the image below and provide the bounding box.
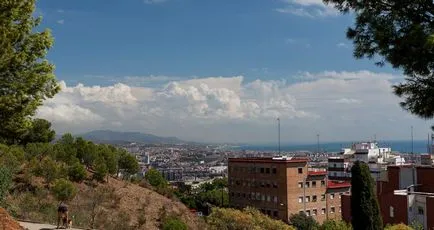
[34,156,66,184]
[0,144,25,172]
[0,0,59,145]
[320,220,352,230]
[118,151,139,178]
[0,166,12,205]
[384,224,413,230]
[21,118,56,144]
[145,168,167,187]
[289,212,319,230]
[161,216,188,230]
[24,142,52,160]
[52,178,77,201]
[93,157,108,182]
[324,0,434,122]
[350,161,383,230]
[68,162,87,182]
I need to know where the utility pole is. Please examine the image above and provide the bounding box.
[277,118,281,155]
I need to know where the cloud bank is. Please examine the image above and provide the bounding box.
[37,71,431,143]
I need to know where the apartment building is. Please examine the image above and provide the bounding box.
[342,165,434,229]
[228,157,349,224]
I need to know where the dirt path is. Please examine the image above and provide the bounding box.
[19,222,81,230]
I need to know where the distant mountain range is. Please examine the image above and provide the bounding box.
[77,130,184,144]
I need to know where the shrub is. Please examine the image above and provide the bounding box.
[0,166,12,205]
[320,220,352,230]
[289,212,319,230]
[52,179,77,201]
[162,216,188,230]
[68,162,87,182]
[384,224,413,230]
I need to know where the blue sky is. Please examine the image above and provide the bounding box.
[35,0,431,143]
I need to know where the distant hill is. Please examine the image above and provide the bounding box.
[78,130,183,144]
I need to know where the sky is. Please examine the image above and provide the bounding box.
[34,0,432,143]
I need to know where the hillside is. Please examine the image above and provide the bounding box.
[8,173,206,230]
[77,130,183,144]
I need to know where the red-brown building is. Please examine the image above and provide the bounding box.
[342,165,434,229]
[228,157,350,224]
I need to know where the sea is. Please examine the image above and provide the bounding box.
[233,140,432,154]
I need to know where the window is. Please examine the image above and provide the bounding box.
[305,181,310,188]
[306,210,311,216]
[272,168,277,174]
[389,206,394,218]
[267,210,271,215]
[312,209,317,216]
[333,163,337,168]
[267,195,271,202]
[331,207,335,213]
[273,182,278,188]
[321,194,326,201]
[273,196,278,203]
[273,211,278,217]
[242,193,246,198]
[261,195,265,201]
[299,210,304,215]
[321,180,325,187]
[298,182,303,188]
[266,182,271,188]
[321,208,326,215]
[339,192,343,199]
[312,181,317,188]
[339,206,342,213]
[305,196,310,203]
[266,168,270,174]
[298,168,303,174]
[260,168,265,173]
[260,182,265,188]
[418,207,424,215]
[298,196,303,203]
[330,193,335,199]
[312,195,317,202]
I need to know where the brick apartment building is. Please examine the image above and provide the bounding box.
[342,165,434,229]
[228,157,350,224]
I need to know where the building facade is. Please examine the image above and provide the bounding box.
[342,165,434,229]
[228,157,349,224]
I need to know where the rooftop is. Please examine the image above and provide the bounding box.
[228,157,308,164]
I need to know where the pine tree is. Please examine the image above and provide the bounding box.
[351,161,383,230]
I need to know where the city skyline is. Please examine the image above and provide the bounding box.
[35,0,432,142]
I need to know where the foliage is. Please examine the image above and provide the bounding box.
[51,178,77,202]
[0,0,60,145]
[320,220,352,230]
[384,224,413,230]
[118,150,139,177]
[350,161,383,230]
[145,168,167,187]
[0,144,25,172]
[68,162,87,182]
[207,207,294,230]
[324,0,434,120]
[32,156,67,184]
[0,166,12,205]
[93,157,108,182]
[161,216,188,230]
[289,212,319,230]
[21,119,56,145]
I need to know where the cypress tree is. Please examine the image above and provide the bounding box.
[351,161,383,230]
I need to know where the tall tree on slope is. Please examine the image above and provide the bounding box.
[0,0,59,144]
[351,161,383,230]
[324,0,434,125]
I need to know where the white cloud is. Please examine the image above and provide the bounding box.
[276,0,338,18]
[37,71,431,143]
[57,19,64,24]
[337,42,349,48]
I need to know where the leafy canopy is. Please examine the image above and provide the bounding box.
[52,178,77,202]
[289,212,319,230]
[0,0,60,144]
[324,0,434,121]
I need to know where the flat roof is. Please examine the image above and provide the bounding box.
[228,157,308,164]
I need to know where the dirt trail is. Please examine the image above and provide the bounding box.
[19,222,82,230]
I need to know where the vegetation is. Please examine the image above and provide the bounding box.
[51,179,77,202]
[324,0,434,124]
[350,161,383,230]
[289,212,319,230]
[207,207,294,230]
[0,0,60,145]
[384,224,414,230]
[161,216,188,230]
[0,167,12,204]
[320,220,352,230]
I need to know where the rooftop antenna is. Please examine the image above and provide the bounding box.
[277,118,281,155]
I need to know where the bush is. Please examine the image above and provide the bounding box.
[52,178,77,201]
[161,216,188,230]
[93,158,108,182]
[0,166,12,205]
[384,224,413,230]
[145,168,167,187]
[289,212,319,230]
[320,220,352,230]
[68,162,87,182]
